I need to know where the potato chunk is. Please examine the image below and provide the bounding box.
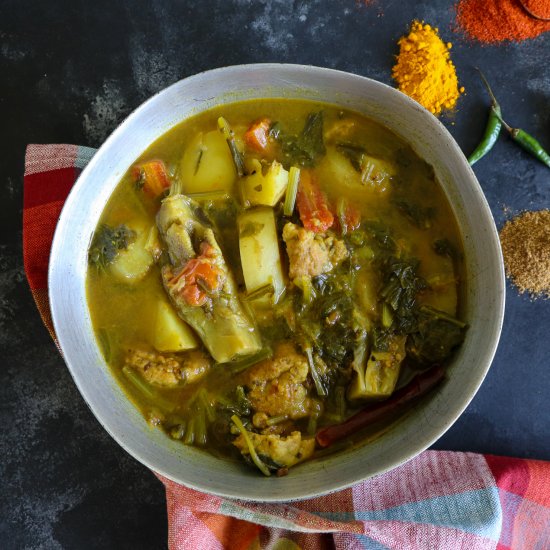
[110,224,154,283]
[241,159,289,206]
[238,207,285,304]
[152,299,198,352]
[319,146,396,194]
[180,130,236,193]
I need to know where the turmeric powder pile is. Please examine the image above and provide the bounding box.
[392,21,465,116]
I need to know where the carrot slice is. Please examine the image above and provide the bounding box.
[171,243,224,307]
[133,160,171,197]
[244,118,272,153]
[296,171,334,233]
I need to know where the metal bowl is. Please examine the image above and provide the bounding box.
[49,64,505,501]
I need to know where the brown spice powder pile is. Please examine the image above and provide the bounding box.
[500,210,550,297]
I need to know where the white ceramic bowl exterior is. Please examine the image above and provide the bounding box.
[49,64,505,501]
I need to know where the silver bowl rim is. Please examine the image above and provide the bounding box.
[49,63,505,501]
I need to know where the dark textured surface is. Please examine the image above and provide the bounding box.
[1,0,549,547]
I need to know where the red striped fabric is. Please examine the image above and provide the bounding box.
[23,144,550,550]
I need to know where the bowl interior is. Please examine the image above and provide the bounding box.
[49,64,505,501]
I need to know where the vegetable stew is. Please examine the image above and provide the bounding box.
[87,99,466,476]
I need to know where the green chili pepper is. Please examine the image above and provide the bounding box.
[476,70,550,169]
[468,70,502,166]
[502,123,550,169]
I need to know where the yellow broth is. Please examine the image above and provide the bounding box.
[87,99,465,472]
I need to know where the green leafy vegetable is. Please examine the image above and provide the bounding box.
[235,386,252,416]
[300,274,355,365]
[275,112,326,167]
[362,221,396,252]
[379,257,428,335]
[392,199,436,229]
[336,142,368,172]
[406,306,467,366]
[433,238,459,260]
[88,224,136,269]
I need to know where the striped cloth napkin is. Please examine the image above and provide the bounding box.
[23,144,550,550]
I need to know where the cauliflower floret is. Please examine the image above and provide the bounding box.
[243,343,313,420]
[283,222,348,280]
[233,430,315,469]
[125,348,211,387]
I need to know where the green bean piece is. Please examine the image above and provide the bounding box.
[170,423,186,440]
[198,389,216,423]
[122,366,175,412]
[468,69,503,166]
[184,418,195,445]
[97,328,111,362]
[223,348,273,375]
[307,414,319,436]
[335,386,346,420]
[195,406,207,446]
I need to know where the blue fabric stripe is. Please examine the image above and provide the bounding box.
[316,488,502,541]
[351,534,391,549]
[76,146,96,170]
[498,489,523,547]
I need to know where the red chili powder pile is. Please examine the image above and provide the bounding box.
[523,0,550,18]
[456,0,550,43]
